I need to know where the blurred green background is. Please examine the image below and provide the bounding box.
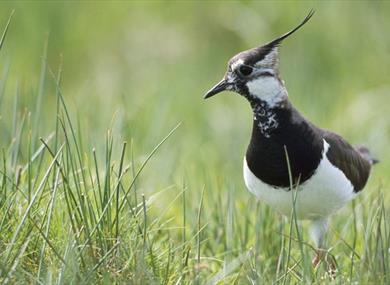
[1,1,389,212]
[1,1,389,283]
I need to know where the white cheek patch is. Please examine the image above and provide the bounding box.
[246,76,287,107]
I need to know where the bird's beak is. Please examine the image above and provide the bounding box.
[204,78,231,99]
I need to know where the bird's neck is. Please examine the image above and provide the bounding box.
[244,76,288,137]
[246,96,289,138]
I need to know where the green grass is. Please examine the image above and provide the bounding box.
[0,3,389,284]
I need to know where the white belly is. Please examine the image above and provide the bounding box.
[243,140,356,220]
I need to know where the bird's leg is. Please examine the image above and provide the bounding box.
[309,218,329,256]
[312,248,325,268]
[309,218,337,278]
[312,248,337,268]
[312,248,337,279]
[324,251,337,279]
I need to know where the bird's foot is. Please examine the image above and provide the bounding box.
[312,248,337,279]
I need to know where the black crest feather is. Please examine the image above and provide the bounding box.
[265,9,315,49]
[230,10,315,66]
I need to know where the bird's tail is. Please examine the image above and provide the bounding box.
[355,145,379,165]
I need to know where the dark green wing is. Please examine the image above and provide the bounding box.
[323,131,371,192]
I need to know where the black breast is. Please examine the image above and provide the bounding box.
[245,106,324,188]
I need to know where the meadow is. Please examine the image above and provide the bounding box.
[0,2,389,284]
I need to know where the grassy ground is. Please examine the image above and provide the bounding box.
[0,2,389,284]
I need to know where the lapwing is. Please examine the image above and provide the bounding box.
[204,10,377,270]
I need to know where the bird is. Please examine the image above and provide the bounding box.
[204,10,377,272]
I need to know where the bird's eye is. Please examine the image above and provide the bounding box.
[238,65,253,77]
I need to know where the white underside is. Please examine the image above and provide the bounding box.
[243,139,356,220]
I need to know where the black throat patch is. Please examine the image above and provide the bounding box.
[249,98,279,138]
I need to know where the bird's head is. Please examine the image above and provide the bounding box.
[204,10,314,108]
